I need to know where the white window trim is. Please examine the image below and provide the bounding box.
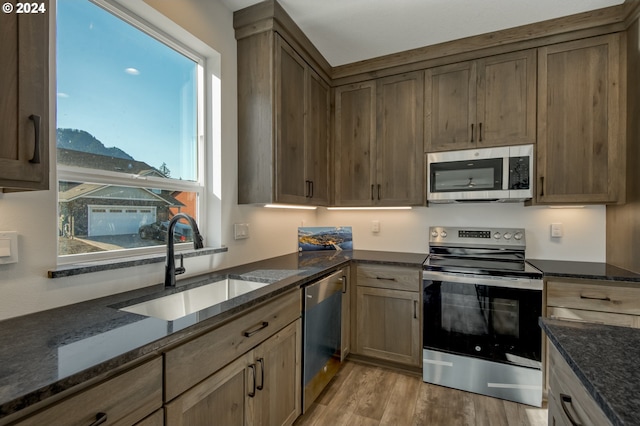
[56,0,212,265]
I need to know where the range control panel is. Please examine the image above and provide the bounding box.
[429,226,526,247]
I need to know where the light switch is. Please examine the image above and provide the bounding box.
[371,220,380,233]
[551,223,563,238]
[0,232,18,264]
[234,223,250,240]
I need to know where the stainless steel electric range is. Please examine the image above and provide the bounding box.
[422,226,543,407]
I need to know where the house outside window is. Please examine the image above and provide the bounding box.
[56,0,206,260]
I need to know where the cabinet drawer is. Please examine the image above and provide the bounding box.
[357,264,420,291]
[547,306,640,328]
[547,280,640,316]
[15,357,162,426]
[548,343,611,426]
[165,290,300,401]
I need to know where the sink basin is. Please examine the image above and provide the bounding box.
[120,278,271,321]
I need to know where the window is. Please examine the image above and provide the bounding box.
[56,0,206,260]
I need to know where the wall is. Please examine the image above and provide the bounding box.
[607,13,640,273]
[317,204,606,261]
[0,0,607,321]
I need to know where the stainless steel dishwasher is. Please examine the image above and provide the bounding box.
[302,269,346,412]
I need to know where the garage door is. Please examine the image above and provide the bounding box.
[88,206,156,237]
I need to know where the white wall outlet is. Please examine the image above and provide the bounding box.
[234,223,250,240]
[0,232,18,264]
[551,223,564,238]
[371,220,380,233]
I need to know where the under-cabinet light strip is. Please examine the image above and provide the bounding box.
[326,206,412,210]
[264,204,317,210]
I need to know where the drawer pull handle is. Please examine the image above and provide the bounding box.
[257,357,265,391]
[560,394,583,426]
[89,413,107,426]
[413,300,418,319]
[579,294,611,302]
[376,277,397,281]
[341,275,348,293]
[248,364,256,397]
[243,321,269,337]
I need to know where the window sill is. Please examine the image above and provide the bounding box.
[48,246,228,278]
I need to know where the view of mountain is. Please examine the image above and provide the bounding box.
[56,128,134,160]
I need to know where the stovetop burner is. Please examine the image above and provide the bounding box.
[423,226,542,279]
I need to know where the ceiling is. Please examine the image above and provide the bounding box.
[221,0,625,66]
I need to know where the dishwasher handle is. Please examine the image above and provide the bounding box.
[304,270,344,310]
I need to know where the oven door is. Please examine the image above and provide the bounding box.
[423,271,542,368]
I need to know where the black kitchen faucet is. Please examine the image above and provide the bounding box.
[164,213,204,288]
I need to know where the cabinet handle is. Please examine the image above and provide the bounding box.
[479,122,483,142]
[377,184,381,200]
[539,176,544,197]
[580,294,611,302]
[414,300,418,319]
[470,123,474,143]
[88,413,107,426]
[305,180,310,197]
[310,180,314,198]
[560,394,583,426]
[29,114,41,164]
[376,276,396,281]
[256,357,265,391]
[248,364,256,397]
[243,321,269,337]
[371,184,375,200]
[341,275,347,293]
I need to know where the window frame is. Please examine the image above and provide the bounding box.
[56,0,208,265]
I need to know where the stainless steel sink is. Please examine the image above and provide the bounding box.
[119,278,271,321]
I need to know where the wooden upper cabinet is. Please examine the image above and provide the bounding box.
[425,49,536,152]
[537,34,625,204]
[376,72,424,205]
[237,33,329,205]
[305,69,330,205]
[0,2,49,192]
[334,72,424,206]
[424,62,476,152]
[334,82,376,206]
[275,37,307,204]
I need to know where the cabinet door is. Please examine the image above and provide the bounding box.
[0,2,49,191]
[306,69,330,205]
[165,351,254,426]
[376,71,424,205]
[334,82,376,206]
[537,34,624,204]
[341,267,351,361]
[356,286,421,366]
[476,49,536,148]
[275,36,307,204]
[254,320,301,426]
[424,61,476,152]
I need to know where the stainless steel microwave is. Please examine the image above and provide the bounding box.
[427,144,533,203]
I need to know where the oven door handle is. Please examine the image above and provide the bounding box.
[423,271,542,291]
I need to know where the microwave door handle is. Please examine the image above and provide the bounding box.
[503,156,510,190]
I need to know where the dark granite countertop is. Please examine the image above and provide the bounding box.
[541,318,640,426]
[0,249,425,420]
[527,259,640,283]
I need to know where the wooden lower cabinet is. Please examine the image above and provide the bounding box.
[546,278,640,327]
[547,341,611,426]
[354,265,421,367]
[165,319,301,426]
[8,358,162,426]
[136,409,164,426]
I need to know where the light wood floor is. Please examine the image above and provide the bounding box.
[294,360,548,426]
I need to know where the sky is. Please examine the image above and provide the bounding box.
[56,0,198,181]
